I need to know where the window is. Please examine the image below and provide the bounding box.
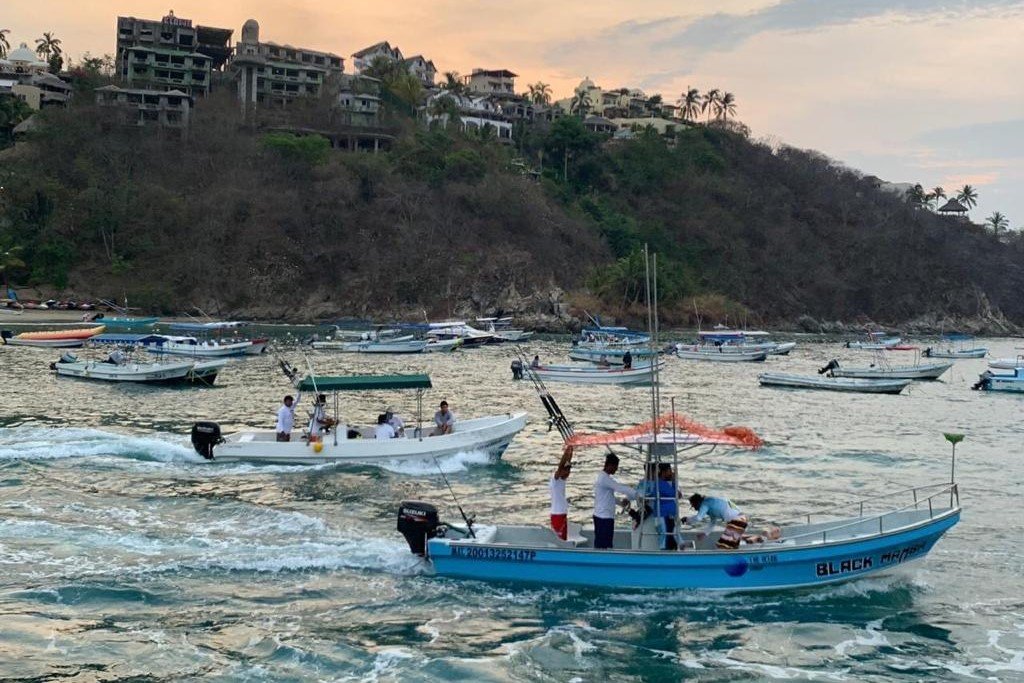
[193,72,205,81]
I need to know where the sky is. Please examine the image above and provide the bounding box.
[5,0,1023,223]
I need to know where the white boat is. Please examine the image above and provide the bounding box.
[148,335,268,358]
[988,357,1024,370]
[424,338,462,353]
[313,338,427,354]
[845,332,901,350]
[821,359,952,380]
[759,372,912,394]
[568,346,660,365]
[52,354,227,385]
[674,345,767,362]
[190,372,527,466]
[922,335,987,359]
[426,321,496,346]
[532,362,660,385]
[973,367,1024,393]
[476,317,534,342]
[695,330,796,356]
[769,341,797,355]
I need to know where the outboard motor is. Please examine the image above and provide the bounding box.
[0,330,12,345]
[923,347,932,358]
[510,359,523,380]
[972,372,991,391]
[818,359,840,376]
[191,421,223,460]
[397,500,441,556]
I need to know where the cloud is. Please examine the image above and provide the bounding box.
[914,119,1024,160]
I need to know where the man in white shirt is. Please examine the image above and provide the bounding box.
[308,394,331,440]
[374,414,396,439]
[593,453,637,549]
[549,448,573,540]
[433,400,455,435]
[276,395,296,442]
[384,406,405,436]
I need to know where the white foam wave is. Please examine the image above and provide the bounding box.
[0,426,199,463]
[377,449,493,475]
[834,618,889,656]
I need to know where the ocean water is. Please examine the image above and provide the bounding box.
[0,333,1022,681]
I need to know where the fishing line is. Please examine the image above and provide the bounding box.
[432,455,476,538]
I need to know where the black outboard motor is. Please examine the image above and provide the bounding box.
[0,331,12,345]
[191,421,223,460]
[397,501,441,556]
[818,359,840,376]
[510,359,523,380]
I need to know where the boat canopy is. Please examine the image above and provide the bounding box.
[168,321,246,331]
[297,373,433,392]
[567,413,763,449]
[698,329,769,340]
[942,333,974,341]
[91,333,166,345]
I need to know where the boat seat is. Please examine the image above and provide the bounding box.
[565,521,587,547]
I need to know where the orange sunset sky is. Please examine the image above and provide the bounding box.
[4,1,1024,221]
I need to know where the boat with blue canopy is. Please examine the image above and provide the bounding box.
[190,370,527,466]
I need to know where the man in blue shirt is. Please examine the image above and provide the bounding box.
[684,493,748,549]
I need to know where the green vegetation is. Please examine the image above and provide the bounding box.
[0,88,1022,327]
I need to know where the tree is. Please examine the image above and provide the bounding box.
[527,82,552,106]
[702,88,721,123]
[678,87,700,122]
[429,94,462,129]
[907,183,927,207]
[35,32,62,61]
[931,186,946,201]
[0,29,10,59]
[0,96,32,145]
[646,93,663,114]
[570,90,592,118]
[986,211,1009,235]
[441,71,467,98]
[717,92,737,120]
[0,237,25,295]
[956,184,978,209]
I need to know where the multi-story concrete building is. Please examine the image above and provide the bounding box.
[115,12,233,96]
[233,18,344,109]
[464,68,516,96]
[336,74,382,127]
[95,85,192,129]
[405,55,436,87]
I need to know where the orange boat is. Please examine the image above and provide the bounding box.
[1,326,105,348]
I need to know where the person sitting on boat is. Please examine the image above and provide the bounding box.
[593,453,638,549]
[374,414,396,439]
[549,449,573,541]
[684,493,753,549]
[384,406,405,436]
[308,394,335,440]
[433,401,455,435]
[276,395,296,442]
[531,355,541,369]
[104,349,127,365]
[622,350,633,369]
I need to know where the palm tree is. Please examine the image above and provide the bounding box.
[441,71,466,98]
[677,86,700,122]
[570,90,592,118]
[0,29,11,59]
[0,238,25,296]
[717,91,737,120]
[907,183,927,207]
[35,32,62,61]
[429,94,461,129]
[527,82,552,106]
[986,211,1009,235]
[931,186,946,202]
[701,88,721,123]
[956,184,978,209]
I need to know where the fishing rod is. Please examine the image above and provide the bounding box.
[433,456,476,538]
[515,346,574,442]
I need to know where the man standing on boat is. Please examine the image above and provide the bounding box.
[276,395,296,442]
[550,448,573,540]
[593,453,637,549]
[622,350,633,369]
[434,401,456,435]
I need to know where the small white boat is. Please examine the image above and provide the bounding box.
[426,321,496,347]
[695,330,796,356]
[52,354,227,385]
[674,345,767,362]
[532,362,660,385]
[973,367,1024,393]
[821,359,952,380]
[424,338,462,353]
[759,372,912,394]
[314,338,427,354]
[845,332,901,350]
[988,357,1024,370]
[477,317,534,342]
[148,335,267,358]
[190,372,527,466]
[568,346,660,365]
[769,341,797,355]
[924,347,987,359]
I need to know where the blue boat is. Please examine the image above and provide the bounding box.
[973,367,1024,393]
[94,316,159,330]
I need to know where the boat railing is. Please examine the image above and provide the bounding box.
[773,482,958,545]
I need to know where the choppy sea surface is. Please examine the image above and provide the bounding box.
[0,329,1022,681]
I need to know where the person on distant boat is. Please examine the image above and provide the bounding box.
[531,355,541,369]
[597,355,610,367]
[593,453,638,549]
[622,350,633,369]
[433,400,455,435]
[374,414,396,439]
[276,395,296,442]
[384,406,405,436]
[549,448,573,540]
[684,493,755,549]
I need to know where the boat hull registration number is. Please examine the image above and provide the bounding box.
[451,546,537,562]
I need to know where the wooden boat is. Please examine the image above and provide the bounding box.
[674,345,767,362]
[821,359,952,380]
[190,372,527,466]
[759,372,912,394]
[1,325,105,348]
[52,353,226,385]
[973,367,1024,393]
[532,362,660,385]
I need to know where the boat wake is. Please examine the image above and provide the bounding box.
[0,426,200,463]
[376,449,493,475]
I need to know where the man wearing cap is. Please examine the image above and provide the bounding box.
[384,406,405,436]
[593,453,637,549]
[549,448,573,540]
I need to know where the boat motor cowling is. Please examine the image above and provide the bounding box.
[818,359,840,376]
[191,421,223,460]
[0,331,12,345]
[397,500,441,556]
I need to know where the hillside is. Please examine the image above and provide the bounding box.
[2,94,1022,331]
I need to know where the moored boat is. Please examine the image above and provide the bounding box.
[674,345,768,362]
[148,335,267,358]
[312,338,426,354]
[821,358,952,380]
[923,334,987,359]
[52,353,227,385]
[973,367,1024,393]
[988,357,1024,370]
[532,362,660,385]
[477,317,534,342]
[759,372,912,394]
[426,321,496,347]
[424,338,462,353]
[845,331,901,350]
[568,346,660,365]
[1,325,105,348]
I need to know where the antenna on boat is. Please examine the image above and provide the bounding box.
[433,456,476,538]
[943,432,963,507]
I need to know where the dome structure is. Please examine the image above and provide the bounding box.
[6,43,47,72]
[577,76,596,91]
[241,19,260,44]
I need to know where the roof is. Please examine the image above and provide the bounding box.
[352,41,393,58]
[471,69,517,78]
[12,115,38,135]
[296,374,432,392]
[8,43,44,65]
[584,115,616,126]
[566,413,763,449]
[938,198,969,213]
